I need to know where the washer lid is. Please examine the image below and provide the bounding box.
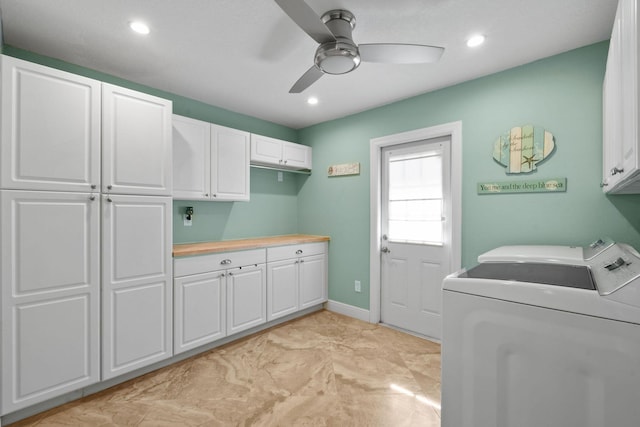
[461,262,596,290]
[478,245,585,265]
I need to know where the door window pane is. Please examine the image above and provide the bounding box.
[387,150,443,244]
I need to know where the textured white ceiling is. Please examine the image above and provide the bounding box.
[0,0,617,129]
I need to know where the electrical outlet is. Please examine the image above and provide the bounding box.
[278,171,283,182]
[355,280,361,293]
[183,214,192,227]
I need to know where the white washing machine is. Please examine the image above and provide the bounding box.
[442,238,640,427]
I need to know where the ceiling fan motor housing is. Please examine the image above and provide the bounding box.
[315,9,361,75]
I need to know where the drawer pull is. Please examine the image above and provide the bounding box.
[295,249,303,255]
[220,259,232,265]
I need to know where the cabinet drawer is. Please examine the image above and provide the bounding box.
[174,249,266,277]
[267,242,327,262]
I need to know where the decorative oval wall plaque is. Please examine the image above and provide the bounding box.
[493,125,555,174]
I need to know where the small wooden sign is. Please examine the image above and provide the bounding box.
[328,162,360,177]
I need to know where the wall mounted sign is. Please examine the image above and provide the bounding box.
[328,162,360,177]
[493,125,555,174]
[478,178,567,194]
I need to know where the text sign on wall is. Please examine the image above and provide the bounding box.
[478,178,567,194]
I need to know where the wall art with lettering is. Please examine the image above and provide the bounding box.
[493,125,555,174]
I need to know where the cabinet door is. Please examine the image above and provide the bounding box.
[267,259,299,321]
[1,190,100,414]
[211,124,250,201]
[102,195,173,380]
[282,141,312,170]
[619,0,638,181]
[603,8,623,191]
[172,115,211,200]
[174,271,226,354]
[1,55,101,192]
[250,134,283,165]
[227,264,266,335]
[299,254,327,309]
[102,84,172,196]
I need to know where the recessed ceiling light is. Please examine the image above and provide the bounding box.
[307,97,319,105]
[466,34,485,48]
[129,21,150,35]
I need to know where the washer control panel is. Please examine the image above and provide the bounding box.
[589,243,640,295]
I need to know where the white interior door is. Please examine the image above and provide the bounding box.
[380,137,452,340]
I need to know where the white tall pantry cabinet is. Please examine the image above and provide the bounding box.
[0,55,173,414]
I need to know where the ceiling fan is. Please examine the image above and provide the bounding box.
[274,0,445,93]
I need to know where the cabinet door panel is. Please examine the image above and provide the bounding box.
[102,84,172,195]
[172,115,210,200]
[1,190,100,414]
[106,282,169,374]
[267,260,298,321]
[211,125,250,201]
[174,272,226,354]
[282,142,312,169]
[106,197,169,282]
[250,134,283,164]
[299,254,327,309]
[102,194,172,380]
[227,265,266,335]
[14,296,94,399]
[1,56,100,192]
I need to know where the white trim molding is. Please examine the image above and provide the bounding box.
[369,121,462,324]
[325,300,371,322]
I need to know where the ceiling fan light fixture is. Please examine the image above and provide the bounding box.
[315,41,361,74]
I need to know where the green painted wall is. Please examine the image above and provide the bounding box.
[9,42,640,312]
[297,41,640,309]
[3,46,302,244]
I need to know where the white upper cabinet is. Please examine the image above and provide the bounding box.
[0,55,101,192]
[173,115,211,199]
[603,0,640,193]
[211,124,250,201]
[102,84,172,196]
[250,134,312,171]
[172,115,250,201]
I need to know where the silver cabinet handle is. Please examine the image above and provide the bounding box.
[220,259,232,265]
[89,195,96,201]
[295,249,303,255]
[611,167,624,176]
[299,259,304,263]
[381,247,391,253]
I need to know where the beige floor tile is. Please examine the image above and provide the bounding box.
[9,310,441,427]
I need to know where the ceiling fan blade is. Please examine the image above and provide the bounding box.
[289,66,324,93]
[359,43,444,64]
[274,0,336,44]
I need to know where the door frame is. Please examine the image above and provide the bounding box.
[369,121,462,324]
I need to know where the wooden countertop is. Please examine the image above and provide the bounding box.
[173,234,330,257]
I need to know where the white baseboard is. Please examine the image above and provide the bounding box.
[325,300,371,323]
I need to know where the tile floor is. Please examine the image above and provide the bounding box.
[9,310,442,426]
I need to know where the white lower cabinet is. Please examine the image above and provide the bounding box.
[174,271,226,354]
[102,195,173,380]
[226,263,267,335]
[173,249,266,354]
[267,242,328,321]
[0,190,101,414]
